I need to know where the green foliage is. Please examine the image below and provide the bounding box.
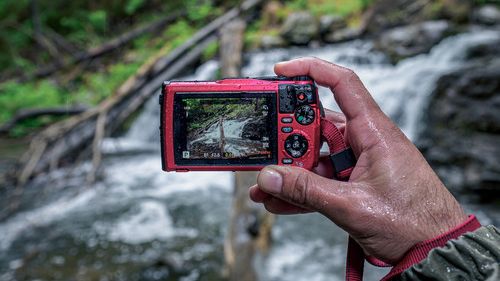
[202,41,219,61]
[288,0,308,10]
[0,0,224,136]
[88,10,108,33]
[0,80,66,124]
[161,20,197,51]
[186,0,221,23]
[283,0,376,17]
[75,61,142,105]
[125,0,146,15]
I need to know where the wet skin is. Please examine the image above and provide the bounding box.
[248,57,467,264]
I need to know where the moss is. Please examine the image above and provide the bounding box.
[288,0,374,17]
[202,41,219,62]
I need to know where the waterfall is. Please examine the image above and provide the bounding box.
[241,30,500,140]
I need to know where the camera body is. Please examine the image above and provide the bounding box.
[160,76,322,172]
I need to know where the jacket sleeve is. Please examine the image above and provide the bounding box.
[399,225,500,281]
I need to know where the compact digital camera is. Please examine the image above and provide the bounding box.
[159,76,322,172]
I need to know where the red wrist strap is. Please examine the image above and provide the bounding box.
[320,118,353,180]
[319,117,482,281]
[381,215,481,281]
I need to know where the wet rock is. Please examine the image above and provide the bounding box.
[440,0,471,23]
[464,36,500,61]
[280,12,319,45]
[262,1,284,28]
[419,59,500,202]
[362,0,439,34]
[241,117,266,140]
[473,5,500,26]
[260,34,286,49]
[324,27,363,43]
[375,20,453,62]
[319,14,347,36]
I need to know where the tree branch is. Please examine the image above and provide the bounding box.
[0,106,88,135]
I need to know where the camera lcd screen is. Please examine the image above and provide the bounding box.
[173,92,278,165]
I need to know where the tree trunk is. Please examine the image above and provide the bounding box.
[219,116,226,156]
[221,18,273,281]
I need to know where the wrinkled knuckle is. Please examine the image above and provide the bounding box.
[289,171,311,205]
[344,68,360,81]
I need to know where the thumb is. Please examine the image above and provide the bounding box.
[257,165,351,214]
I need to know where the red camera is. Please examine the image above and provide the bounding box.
[160,76,322,172]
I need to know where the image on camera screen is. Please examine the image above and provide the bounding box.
[178,95,274,160]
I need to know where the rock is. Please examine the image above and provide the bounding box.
[362,0,437,35]
[323,27,363,43]
[419,59,500,201]
[464,36,500,61]
[473,5,500,26]
[259,34,286,49]
[375,20,453,62]
[242,117,266,140]
[262,1,283,28]
[440,0,472,23]
[319,14,347,36]
[280,12,319,45]
[361,0,472,35]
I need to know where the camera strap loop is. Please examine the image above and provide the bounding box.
[320,117,355,181]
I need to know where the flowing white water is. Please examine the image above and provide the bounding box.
[0,30,498,281]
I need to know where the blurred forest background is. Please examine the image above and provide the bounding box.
[0,0,373,137]
[0,0,499,280]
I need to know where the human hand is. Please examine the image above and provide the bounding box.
[249,57,467,263]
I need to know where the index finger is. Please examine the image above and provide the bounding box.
[274,57,382,121]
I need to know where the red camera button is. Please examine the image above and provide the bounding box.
[298,93,306,100]
[281,127,293,133]
[282,158,293,164]
[281,117,293,123]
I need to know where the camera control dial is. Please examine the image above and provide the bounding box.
[295,105,315,125]
[285,134,308,158]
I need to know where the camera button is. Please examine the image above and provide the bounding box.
[282,158,293,164]
[285,134,308,158]
[281,127,293,133]
[295,105,315,125]
[281,117,293,123]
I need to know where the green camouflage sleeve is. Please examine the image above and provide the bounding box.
[399,225,500,281]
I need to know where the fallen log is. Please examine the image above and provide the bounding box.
[10,11,184,83]
[0,106,88,135]
[14,0,264,185]
[44,27,83,56]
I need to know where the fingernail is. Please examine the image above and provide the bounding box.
[258,167,283,194]
[275,61,289,67]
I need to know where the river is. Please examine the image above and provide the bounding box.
[1,29,499,281]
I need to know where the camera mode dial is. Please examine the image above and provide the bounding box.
[285,134,308,158]
[295,105,315,125]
